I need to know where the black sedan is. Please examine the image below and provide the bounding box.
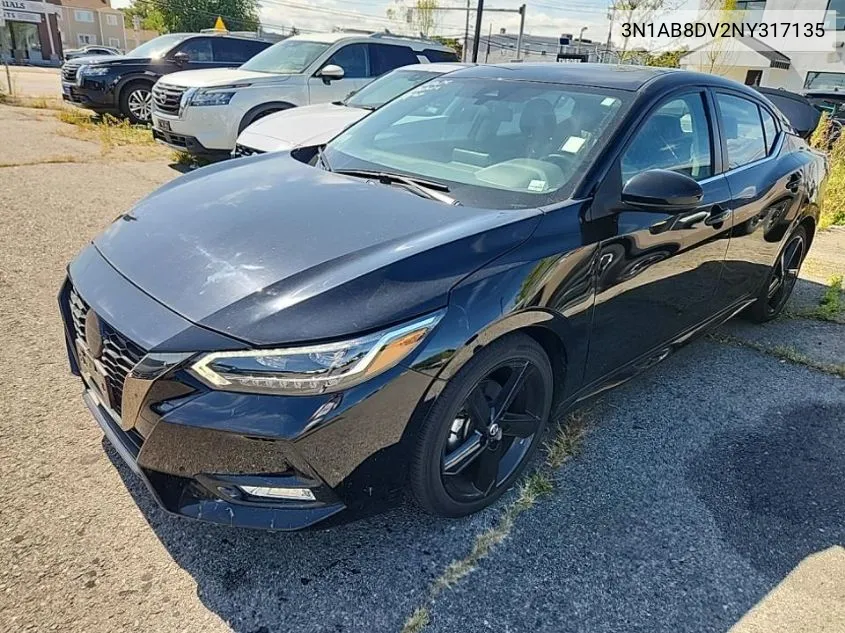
[59,64,826,530]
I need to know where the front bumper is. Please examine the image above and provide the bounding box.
[59,247,438,530]
[152,105,238,155]
[152,127,230,158]
[61,80,116,112]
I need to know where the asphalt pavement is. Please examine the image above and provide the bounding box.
[0,101,843,633]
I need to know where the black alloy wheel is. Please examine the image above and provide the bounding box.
[411,333,554,516]
[747,225,807,323]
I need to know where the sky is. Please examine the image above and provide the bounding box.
[111,0,618,42]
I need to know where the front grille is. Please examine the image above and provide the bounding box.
[61,64,79,83]
[152,83,186,115]
[68,288,146,416]
[233,144,265,158]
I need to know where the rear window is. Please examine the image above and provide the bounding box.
[422,48,459,62]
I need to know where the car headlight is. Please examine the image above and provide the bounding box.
[190,311,444,395]
[80,65,109,77]
[188,85,249,107]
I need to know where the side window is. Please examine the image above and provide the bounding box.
[368,44,418,76]
[716,93,766,169]
[622,93,713,182]
[176,38,213,62]
[212,38,267,63]
[326,44,368,79]
[760,107,778,154]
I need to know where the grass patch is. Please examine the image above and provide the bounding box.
[401,607,430,633]
[710,332,845,378]
[54,110,165,160]
[545,410,588,469]
[0,93,63,110]
[812,116,845,229]
[785,275,844,322]
[0,155,80,168]
[400,408,591,632]
[170,150,213,168]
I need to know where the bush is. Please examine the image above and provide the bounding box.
[810,114,845,229]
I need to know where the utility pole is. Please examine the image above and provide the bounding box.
[515,4,526,61]
[463,0,471,62]
[604,3,616,63]
[484,22,492,62]
[471,0,485,62]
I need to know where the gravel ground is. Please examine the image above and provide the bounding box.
[0,103,843,633]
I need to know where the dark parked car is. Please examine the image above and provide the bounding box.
[61,33,271,124]
[64,45,121,61]
[60,64,826,530]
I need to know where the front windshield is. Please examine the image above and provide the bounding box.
[325,77,629,209]
[345,69,443,110]
[240,39,331,74]
[126,34,187,59]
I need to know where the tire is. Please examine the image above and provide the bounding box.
[745,225,808,323]
[119,80,153,125]
[410,333,554,517]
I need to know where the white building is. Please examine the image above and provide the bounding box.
[681,0,845,91]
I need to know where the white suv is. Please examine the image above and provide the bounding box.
[150,32,458,158]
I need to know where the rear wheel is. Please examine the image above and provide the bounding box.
[119,81,153,124]
[410,333,554,517]
[745,225,807,323]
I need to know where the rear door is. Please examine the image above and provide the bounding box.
[211,38,269,67]
[583,89,733,384]
[368,43,419,77]
[712,91,807,305]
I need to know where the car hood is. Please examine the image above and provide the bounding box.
[93,154,542,345]
[159,68,295,88]
[237,103,367,152]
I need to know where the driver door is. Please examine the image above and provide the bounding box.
[308,43,370,104]
[583,90,733,384]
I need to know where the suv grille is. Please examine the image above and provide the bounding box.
[233,144,265,158]
[153,83,186,115]
[68,288,146,416]
[62,64,79,83]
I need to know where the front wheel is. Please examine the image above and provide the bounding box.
[119,81,153,124]
[745,225,807,323]
[410,333,554,517]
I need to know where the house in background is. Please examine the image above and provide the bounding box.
[681,0,845,91]
[57,0,129,52]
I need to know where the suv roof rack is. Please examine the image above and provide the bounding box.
[369,31,441,46]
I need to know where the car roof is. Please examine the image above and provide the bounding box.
[397,62,473,73]
[285,32,454,50]
[446,62,761,95]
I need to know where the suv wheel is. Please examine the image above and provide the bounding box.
[120,81,153,124]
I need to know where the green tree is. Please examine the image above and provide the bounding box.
[645,49,684,68]
[387,0,440,37]
[122,1,166,32]
[133,0,260,34]
[433,36,461,58]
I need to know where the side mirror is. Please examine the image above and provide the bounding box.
[621,169,703,212]
[172,51,189,65]
[317,64,345,83]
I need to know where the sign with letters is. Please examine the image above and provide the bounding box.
[1,8,41,22]
[1,0,60,14]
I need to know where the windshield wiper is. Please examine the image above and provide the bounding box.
[333,169,459,205]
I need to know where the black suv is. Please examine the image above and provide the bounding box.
[61,33,271,124]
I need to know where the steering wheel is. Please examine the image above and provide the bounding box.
[543,152,578,175]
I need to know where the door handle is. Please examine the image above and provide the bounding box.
[676,210,710,228]
[786,172,803,193]
[704,205,731,226]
